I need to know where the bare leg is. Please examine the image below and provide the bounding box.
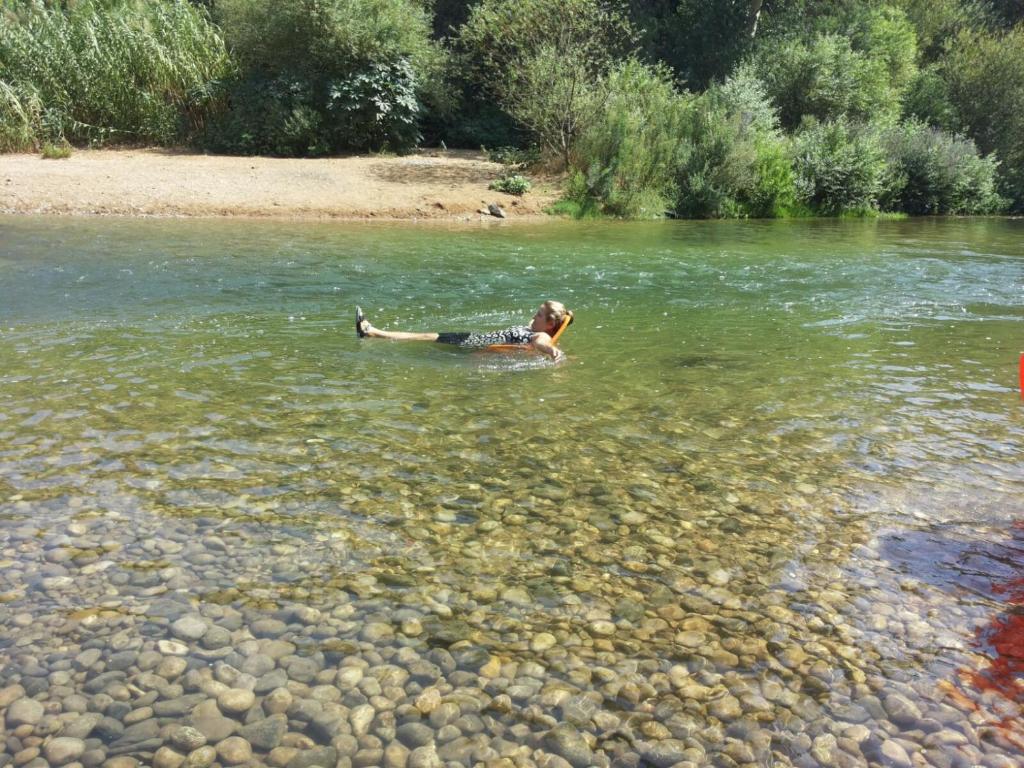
[366,327,439,341]
[359,316,439,341]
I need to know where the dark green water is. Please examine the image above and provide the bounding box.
[1,215,1023,767]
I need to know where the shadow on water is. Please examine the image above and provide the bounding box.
[878,522,1024,749]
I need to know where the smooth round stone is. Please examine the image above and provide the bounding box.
[190,700,237,743]
[675,631,705,648]
[217,689,255,716]
[407,745,442,768]
[361,623,393,642]
[238,715,287,751]
[587,621,616,637]
[401,619,422,636]
[639,738,692,768]
[43,737,86,765]
[263,688,292,715]
[7,699,45,727]
[396,722,434,749]
[201,628,231,650]
[157,657,188,680]
[183,746,217,768]
[158,641,190,656]
[267,747,298,768]
[215,736,251,765]
[383,742,409,768]
[250,619,287,638]
[152,747,185,768]
[102,758,140,768]
[170,726,207,752]
[171,617,208,641]
[708,695,742,721]
[881,739,912,768]
[531,633,557,652]
[884,694,923,726]
[543,726,593,768]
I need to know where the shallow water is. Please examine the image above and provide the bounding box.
[1,215,1023,768]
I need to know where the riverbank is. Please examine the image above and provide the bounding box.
[0,148,560,221]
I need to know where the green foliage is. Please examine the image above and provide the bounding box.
[902,65,961,132]
[0,81,42,152]
[941,26,1024,210]
[674,75,797,219]
[457,0,635,167]
[0,0,232,147]
[879,120,1003,214]
[489,174,531,195]
[567,60,689,219]
[40,139,71,159]
[846,6,918,94]
[791,118,887,215]
[208,0,442,155]
[750,34,899,130]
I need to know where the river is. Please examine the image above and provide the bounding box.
[1,215,1022,767]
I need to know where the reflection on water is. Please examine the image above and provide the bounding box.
[0,215,1023,767]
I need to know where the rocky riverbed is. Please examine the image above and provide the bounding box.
[2,216,1023,767]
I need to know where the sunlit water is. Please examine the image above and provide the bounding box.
[1,215,1023,768]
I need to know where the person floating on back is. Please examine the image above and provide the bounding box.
[355,300,573,361]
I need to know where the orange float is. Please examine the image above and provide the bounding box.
[485,311,574,353]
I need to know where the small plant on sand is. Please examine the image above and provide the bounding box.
[41,141,72,159]
[489,174,531,195]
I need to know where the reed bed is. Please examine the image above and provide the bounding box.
[0,0,233,150]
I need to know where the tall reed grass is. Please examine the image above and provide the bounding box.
[0,0,233,150]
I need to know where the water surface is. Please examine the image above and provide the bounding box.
[1,215,1023,767]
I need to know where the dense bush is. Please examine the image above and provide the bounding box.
[750,34,900,130]
[941,26,1024,210]
[674,73,797,219]
[902,65,961,133]
[0,0,231,148]
[791,118,887,215]
[879,121,1003,214]
[207,0,444,155]
[567,60,688,218]
[457,0,635,167]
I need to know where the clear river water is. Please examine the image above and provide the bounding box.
[1,214,1023,768]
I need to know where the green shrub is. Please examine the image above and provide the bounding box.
[40,140,71,159]
[941,26,1024,211]
[902,65,961,133]
[489,174,531,195]
[791,118,887,215]
[673,77,797,219]
[209,0,442,155]
[879,120,1003,214]
[0,81,42,152]
[457,0,636,167]
[567,60,688,218]
[0,0,232,147]
[750,34,899,130]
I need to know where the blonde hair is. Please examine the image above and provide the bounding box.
[542,300,573,333]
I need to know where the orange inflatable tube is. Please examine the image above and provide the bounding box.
[485,312,573,352]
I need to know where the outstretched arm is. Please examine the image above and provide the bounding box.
[530,332,565,361]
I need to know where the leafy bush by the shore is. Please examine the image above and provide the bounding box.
[207,0,443,155]
[0,0,232,148]
[674,73,797,219]
[567,61,688,218]
[792,118,887,215]
[941,26,1024,211]
[879,121,1003,215]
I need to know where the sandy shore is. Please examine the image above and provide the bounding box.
[0,148,559,221]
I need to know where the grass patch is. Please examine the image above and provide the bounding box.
[41,141,72,159]
[545,198,605,219]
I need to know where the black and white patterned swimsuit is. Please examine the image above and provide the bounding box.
[436,325,536,348]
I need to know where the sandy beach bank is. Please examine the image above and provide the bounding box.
[0,148,559,221]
